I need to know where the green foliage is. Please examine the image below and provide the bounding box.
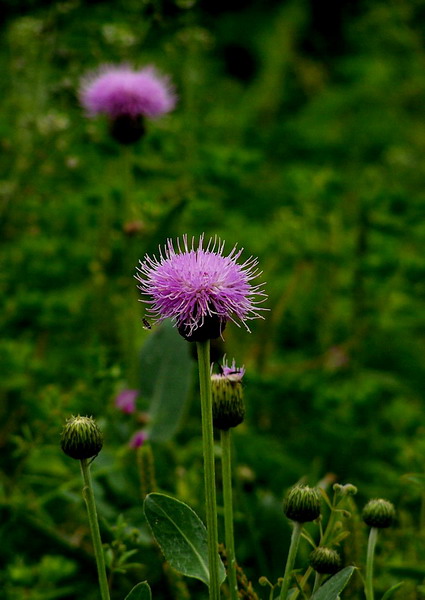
[381,582,404,600]
[310,566,356,600]
[124,581,152,600]
[139,320,193,442]
[144,492,226,587]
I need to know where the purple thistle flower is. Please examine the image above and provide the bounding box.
[129,429,148,449]
[135,235,267,341]
[115,389,139,414]
[219,358,245,382]
[79,64,176,119]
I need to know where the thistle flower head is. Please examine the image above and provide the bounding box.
[79,64,176,119]
[362,498,395,529]
[135,235,267,342]
[115,389,138,414]
[211,358,245,429]
[61,415,103,460]
[283,484,321,523]
[309,547,342,574]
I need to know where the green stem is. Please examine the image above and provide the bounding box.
[365,527,378,600]
[312,572,322,595]
[196,340,221,600]
[279,521,303,600]
[80,459,111,600]
[220,429,238,600]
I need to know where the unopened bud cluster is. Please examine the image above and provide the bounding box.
[309,547,342,574]
[211,361,245,430]
[362,498,395,529]
[333,483,358,497]
[283,485,321,523]
[61,415,103,460]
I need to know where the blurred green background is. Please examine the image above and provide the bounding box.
[1,0,425,598]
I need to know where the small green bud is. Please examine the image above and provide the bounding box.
[211,361,245,430]
[61,415,103,460]
[309,547,342,574]
[283,485,321,523]
[258,576,269,587]
[333,483,358,496]
[362,498,395,529]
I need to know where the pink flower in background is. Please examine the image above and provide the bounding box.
[129,430,148,449]
[135,235,267,341]
[79,65,176,119]
[115,389,139,414]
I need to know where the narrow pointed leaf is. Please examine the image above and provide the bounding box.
[311,566,356,600]
[124,581,152,600]
[381,582,404,600]
[144,492,225,586]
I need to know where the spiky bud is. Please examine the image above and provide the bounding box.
[283,485,321,523]
[61,415,103,460]
[309,547,342,574]
[211,360,245,430]
[362,499,395,529]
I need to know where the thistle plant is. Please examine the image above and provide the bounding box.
[79,64,176,145]
[61,416,110,600]
[362,498,396,600]
[280,485,322,600]
[136,234,267,600]
[211,359,246,600]
[309,546,342,594]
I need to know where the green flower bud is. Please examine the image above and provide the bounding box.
[283,485,321,523]
[362,498,395,529]
[333,483,358,497]
[211,360,245,430]
[61,415,103,460]
[309,547,342,574]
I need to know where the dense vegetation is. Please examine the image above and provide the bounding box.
[1,0,425,598]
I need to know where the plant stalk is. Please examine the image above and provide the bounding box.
[365,527,378,600]
[312,571,322,595]
[196,340,221,600]
[80,459,111,600]
[279,521,303,600]
[220,429,238,600]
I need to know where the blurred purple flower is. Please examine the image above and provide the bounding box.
[129,430,148,449]
[135,235,267,341]
[79,64,176,119]
[115,389,138,414]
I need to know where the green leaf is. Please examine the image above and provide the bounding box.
[124,581,152,600]
[311,566,356,600]
[381,582,404,600]
[144,492,226,587]
[139,320,192,442]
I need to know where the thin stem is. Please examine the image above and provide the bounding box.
[80,459,111,600]
[220,429,238,600]
[279,521,303,600]
[312,572,322,595]
[196,340,221,600]
[365,527,378,600]
[290,566,314,600]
